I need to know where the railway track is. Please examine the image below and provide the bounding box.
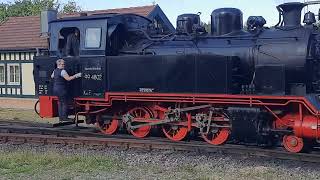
[0,120,319,163]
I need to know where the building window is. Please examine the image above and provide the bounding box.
[7,64,20,85]
[85,28,102,48]
[21,53,25,60]
[25,53,30,60]
[10,53,14,60]
[30,53,35,60]
[0,64,5,85]
[15,53,20,61]
[5,53,10,60]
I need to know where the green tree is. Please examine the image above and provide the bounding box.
[6,0,57,17]
[61,0,81,14]
[0,3,7,23]
[0,0,81,23]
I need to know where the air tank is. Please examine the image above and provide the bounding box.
[211,8,243,36]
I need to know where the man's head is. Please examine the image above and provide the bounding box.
[56,59,65,69]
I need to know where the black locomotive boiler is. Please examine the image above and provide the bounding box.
[34,2,320,153]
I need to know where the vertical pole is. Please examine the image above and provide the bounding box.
[299,103,303,121]
[187,113,192,132]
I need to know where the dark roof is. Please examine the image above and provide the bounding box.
[0,5,156,50]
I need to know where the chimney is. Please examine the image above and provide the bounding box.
[277,2,306,27]
[40,9,58,38]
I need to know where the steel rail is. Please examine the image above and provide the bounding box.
[0,120,319,163]
[0,131,319,163]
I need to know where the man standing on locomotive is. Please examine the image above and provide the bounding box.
[66,29,80,57]
[51,59,82,122]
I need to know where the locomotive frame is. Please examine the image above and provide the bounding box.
[34,2,320,153]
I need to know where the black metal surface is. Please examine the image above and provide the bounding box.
[80,57,106,98]
[211,8,243,36]
[107,54,239,94]
[255,64,286,95]
[229,107,261,143]
[228,107,274,145]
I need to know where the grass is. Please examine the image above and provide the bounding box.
[0,108,59,124]
[0,148,312,180]
[0,150,123,179]
[0,108,87,124]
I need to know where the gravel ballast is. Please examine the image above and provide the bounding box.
[0,143,319,180]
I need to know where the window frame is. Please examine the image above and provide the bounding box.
[7,63,20,85]
[0,64,5,85]
[85,27,102,49]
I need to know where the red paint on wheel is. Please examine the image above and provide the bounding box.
[96,117,119,135]
[283,135,304,153]
[129,107,152,138]
[162,125,188,141]
[202,128,230,145]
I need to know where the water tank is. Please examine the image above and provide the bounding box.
[211,8,243,36]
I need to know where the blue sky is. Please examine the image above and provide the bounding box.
[1,0,320,26]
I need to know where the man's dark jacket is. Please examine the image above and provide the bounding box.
[66,34,80,56]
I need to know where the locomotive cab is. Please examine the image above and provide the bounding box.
[46,13,153,58]
[34,13,154,117]
[49,16,108,57]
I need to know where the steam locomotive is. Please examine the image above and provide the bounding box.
[34,2,320,153]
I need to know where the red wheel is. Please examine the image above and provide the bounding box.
[162,124,188,141]
[283,135,304,153]
[202,128,230,145]
[201,111,230,145]
[128,107,152,138]
[96,114,119,135]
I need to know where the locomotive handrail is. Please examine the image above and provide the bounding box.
[34,100,40,116]
[76,93,320,116]
[128,29,175,42]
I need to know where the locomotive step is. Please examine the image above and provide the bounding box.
[52,120,84,128]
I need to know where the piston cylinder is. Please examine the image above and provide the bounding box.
[294,115,320,139]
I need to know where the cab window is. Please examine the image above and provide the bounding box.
[58,27,80,57]
[85,28,102,48]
